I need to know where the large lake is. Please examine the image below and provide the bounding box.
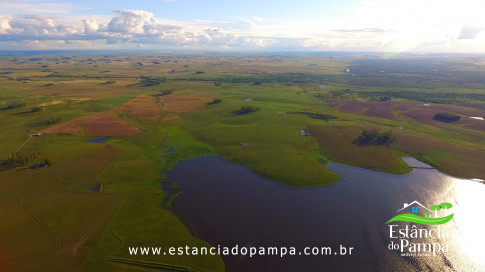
[166,156,485,271]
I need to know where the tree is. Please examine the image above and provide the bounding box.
[208,98,222,105]
[355,129,395,146]
[429,205,442,218]
[0,153,29,171]
[44,116,61,126]
[234,106,259,115]
[31,106,43,112]
[434,112,460,123]
[439,202,453,216]
[424,212,433,217]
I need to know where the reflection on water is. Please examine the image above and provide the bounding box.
[445,177,485,270]
[166,156,485,272]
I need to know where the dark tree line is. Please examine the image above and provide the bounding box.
[31,106,43,112]
[4,103,26,110]
[354,129,396,146]
[137,76,165,87]
[44,117,61,126]
[208,98,222,105]
[1,152,51,171]
[160,89,174,96]
[234,105,260,115]
[153,89,175,98]
[290,111,337,121]
[0,153,29,171]
[434,112,460,123]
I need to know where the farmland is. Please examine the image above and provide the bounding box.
[1,52,485,271]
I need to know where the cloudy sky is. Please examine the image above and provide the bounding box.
[1,0,485,52]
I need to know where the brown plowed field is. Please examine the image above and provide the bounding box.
[330,100,485,130]
[41,113,141,136]
[332,101,399,120]
[118,93,212,117]
[118,94,163,116]
[160,94,213,113]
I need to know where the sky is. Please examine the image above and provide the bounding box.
[1,0,485,52]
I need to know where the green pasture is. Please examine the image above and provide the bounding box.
[1,53,485,271]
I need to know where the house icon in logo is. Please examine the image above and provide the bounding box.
[396,200,430,215]
[387,200,454,225]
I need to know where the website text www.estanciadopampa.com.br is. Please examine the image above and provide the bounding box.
[128,244,355,258]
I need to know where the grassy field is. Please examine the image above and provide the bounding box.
[1,52,485,271]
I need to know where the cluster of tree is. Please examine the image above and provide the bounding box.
[43,83,54,87]
[44,116,61,126]
[434,112,461,123]
[425,202,453,218]
[152,89,175,98]
[354,129,396,146]
[3,103,27,110]
[208,98,222,105]
[0,153,29,171]
[137,76,165,87]
[374,96,392,101]
[31,106,43,112]
[234,105,260,115]
[289,111,337,121]
[29,116,61,127]
[30,159,51,169]
[160,89,174,96]
[16,77,31,81]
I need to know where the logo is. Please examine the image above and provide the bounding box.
[386,200,454,225]
[386,200,454,256]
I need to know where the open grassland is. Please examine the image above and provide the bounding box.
[1,52,485,271]
[308,125,410,174]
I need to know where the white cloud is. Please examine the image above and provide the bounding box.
[82,19,99,34]
[458,25,483,39]
[0,15,13,34]
[1,5,485,52]
[108,10,156,34]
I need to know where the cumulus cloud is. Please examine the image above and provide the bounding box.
[82,19,99,34]
[0,8,401,50]
[458,25,483,39]
[0,15,13,34]
[0,10,219,46]
[0,14,84,41]
[108,10,156,34]
[0,8,451,51]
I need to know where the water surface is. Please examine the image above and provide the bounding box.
[166,156,485,272]
[89,137,110,143]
